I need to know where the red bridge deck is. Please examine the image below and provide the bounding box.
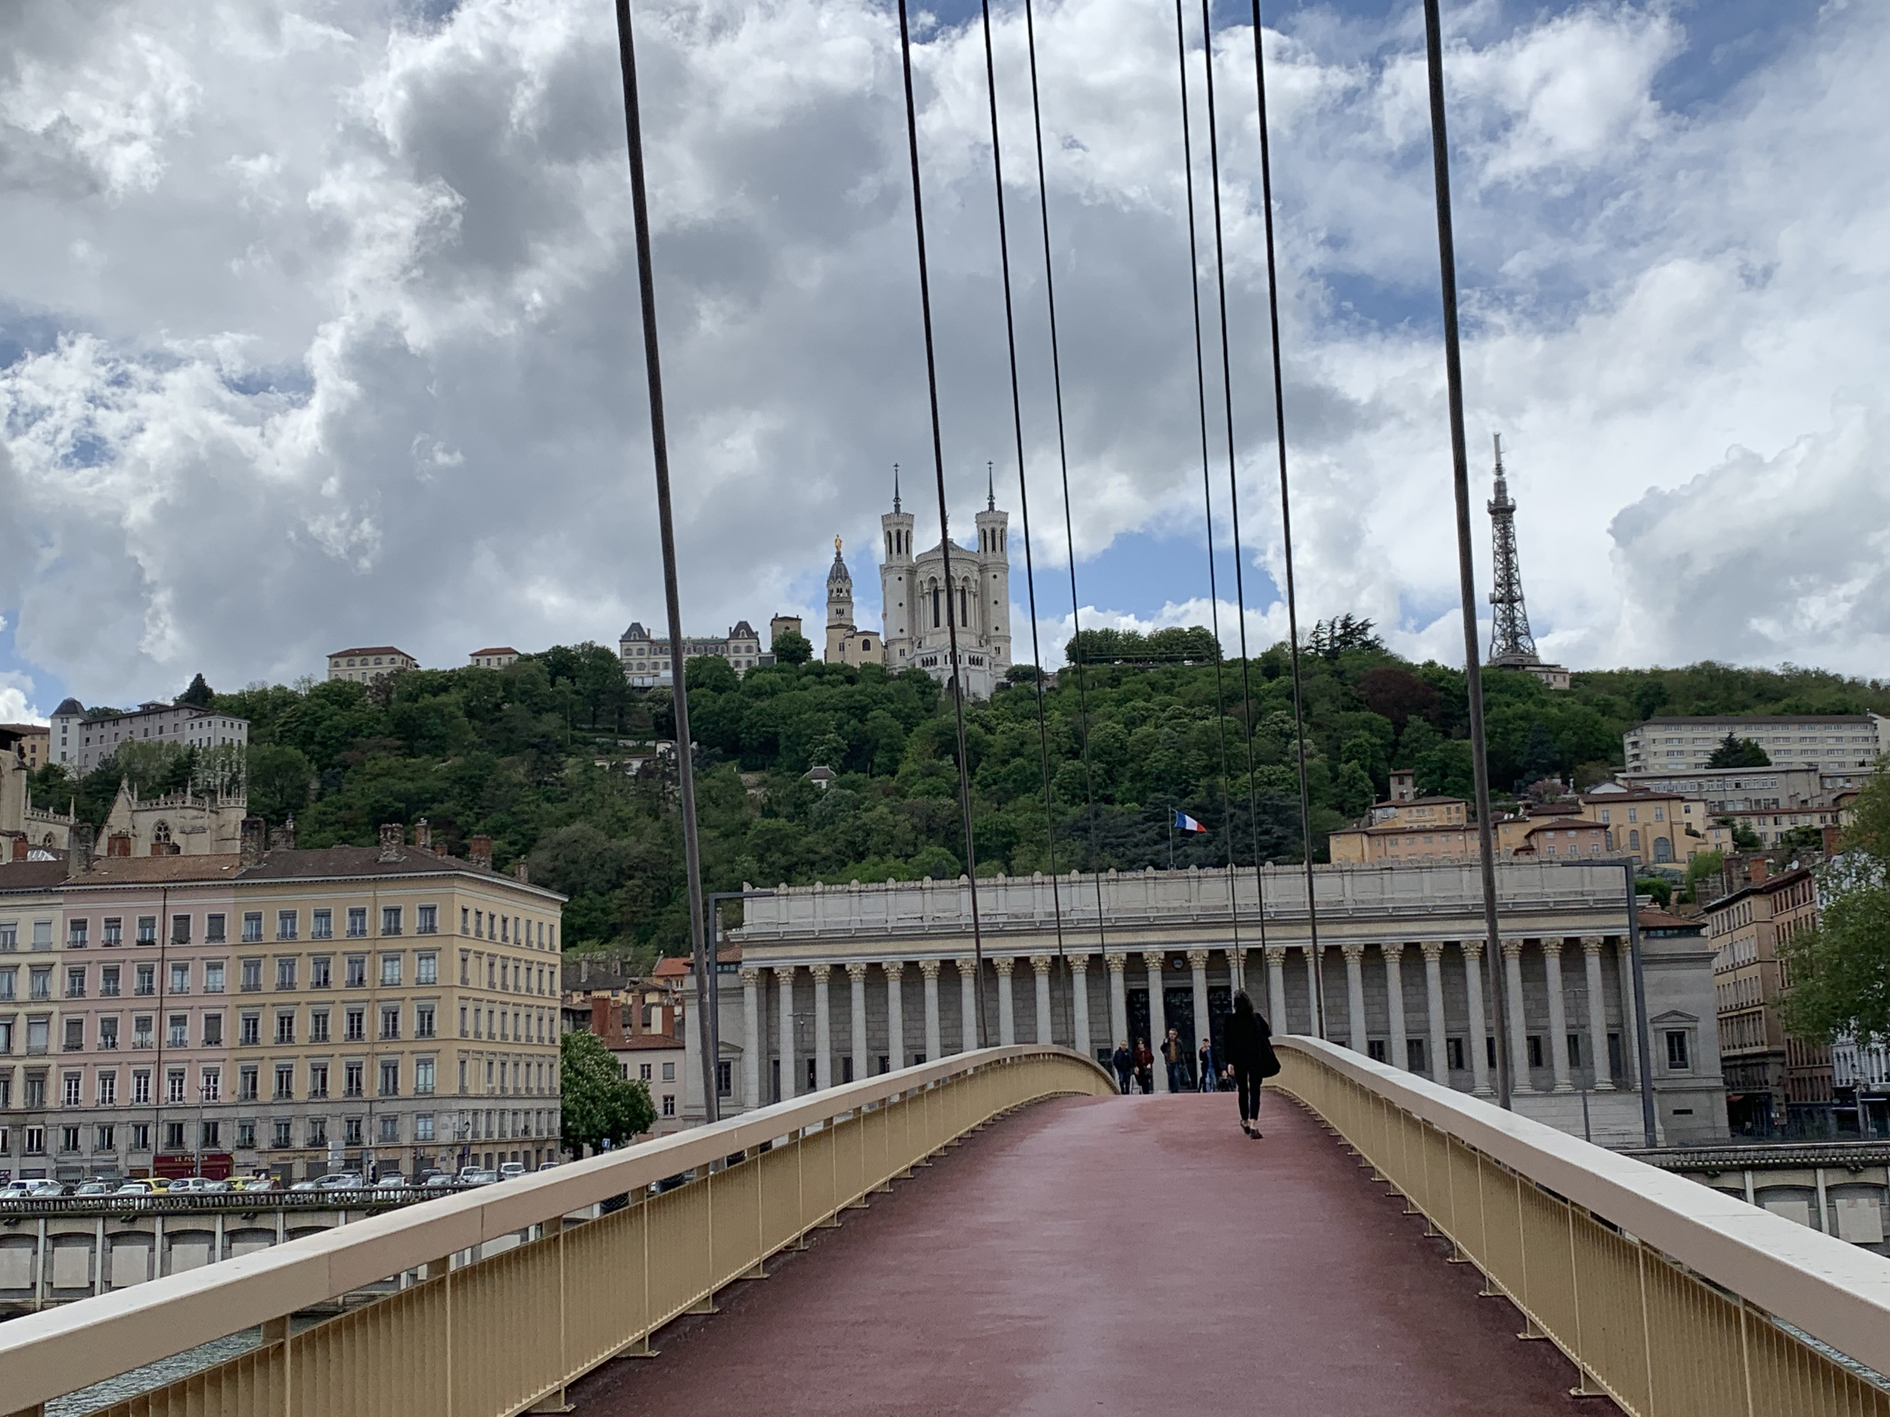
[573,1089,1609,1416]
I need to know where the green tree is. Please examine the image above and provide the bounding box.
[1781,775,1890,1046]
[247,745,314,825]
[560,1030,656,1153]
[176,673,215,708]
[772,630,814,665]
[1706,733,1770,768]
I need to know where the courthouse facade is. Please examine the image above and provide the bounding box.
[687,861,1729,1147]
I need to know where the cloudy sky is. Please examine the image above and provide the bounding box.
[1,0,1884,721]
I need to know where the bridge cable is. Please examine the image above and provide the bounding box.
[1195,0,1276,977]
[894,0,990,1049]
[1020,0,1112,977]
[1171,0,1245,960]
[610,0,719,1114]
[1421,0,1511,1104]
[977,0,1075,1049]
[1248,0,1326,1038]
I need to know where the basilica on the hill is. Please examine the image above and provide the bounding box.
[823,473,1012,699]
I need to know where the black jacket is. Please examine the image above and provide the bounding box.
[1220,1010,1273,1069]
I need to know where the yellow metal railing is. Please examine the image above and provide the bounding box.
[1275,1037,1890,1417]
[1,1046,1113,1417]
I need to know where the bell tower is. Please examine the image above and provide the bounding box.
[973,464,1011,671]
[825,536,855,664]
[880,464,916,668]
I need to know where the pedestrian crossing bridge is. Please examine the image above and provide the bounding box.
[4,1042,1887,1417]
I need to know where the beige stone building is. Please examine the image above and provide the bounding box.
[2,725,49,771]
[0,822,564,1184]
[1705,862,1829,1136]
[1575,789,1729,868]
[468,647,520,670]
[327,647,418,684]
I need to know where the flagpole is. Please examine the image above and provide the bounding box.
[1169,811,1176,870]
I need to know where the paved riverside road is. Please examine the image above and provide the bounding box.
[571,1089,1610,1416]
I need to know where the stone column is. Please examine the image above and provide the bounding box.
[777,967,797,1101]
[1304,943,1323,1038]
[920,959,942,1063]
[885,961,905,1074]
[811,964,834,1091]
[1143,952,1170,1090]
[1382,943,1407,1070]
[1421,943,1448,1085]
[1615,937,1640,1089]
[1070,956,1091,1059]
[994,958,1017,1047]
[1543,939,1573,1092]
[1341,943,1367,1053]
[1264,946,1287,1031]
[1229,946,1247,1002]
[1463,942,1490,1095]
[1107,955,1129,1050]
[1502,942,1532,1094]
[741,968,761,1110]
[1030,956,1054,1045]
[846,962,870,1083]
[1582,937,1613,1089]
[957,957,979,1053]
[1188,950,1211,1066]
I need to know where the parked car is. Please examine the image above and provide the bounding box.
[202,1179,233,1193]
[456,1165,485,1182]
[21,1179,70,1197]
[316,1172,366,1190]
[73,1181,115,1196]
[461,1170,500,1186]
[537,1160,559,1172]
[165,1177,211,1194]
[289,1179,321,1192]
[498,1162,528,1181]
[114,1180,155,1196]
[373,1175,409,1190]
[418,1169,451,1189]
[235,1175,279,1193]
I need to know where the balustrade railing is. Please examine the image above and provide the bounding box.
[1275,1037,1890,1417]
[0,1046,1112,1417]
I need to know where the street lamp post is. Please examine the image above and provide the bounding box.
[702,889,776,1124]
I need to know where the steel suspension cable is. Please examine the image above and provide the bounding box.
[1195,0,1271,963]
[1422,0,1510,1106]
[1247,0,1324,1037]
[1020,0,1109,955]
[1172,0,1243,953]
[610,0,717,1115]
[894,0,989,1049]
[978,0,1073,1048]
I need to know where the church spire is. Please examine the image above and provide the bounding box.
[987,461,995,511]
[892,462,901,514]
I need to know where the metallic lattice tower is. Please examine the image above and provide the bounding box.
[1486,433,1539,665]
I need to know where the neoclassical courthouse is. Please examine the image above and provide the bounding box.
[682,861,1730,1147]
[824,477,1012,699]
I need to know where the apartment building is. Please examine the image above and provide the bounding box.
[618,621,764,687]
[0,824,565,1184]
[49,699,248,774]
[1705,863,1830,1136]
[1,724,50,770]
[1575,790,1731,868]
[468,648,520,670]
[1624,715,1888,774]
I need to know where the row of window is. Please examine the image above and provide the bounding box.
[0,1109,446,1158]
[0,1056,441,1109]
[457,950,556,996]
[2,906,439,951]
[458,1004,553,1044]
[460,908,552,949]
[2,951,444,1002]
[0,1000,446,1055]
[0,1053,555,1112]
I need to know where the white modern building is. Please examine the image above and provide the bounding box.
[680,861,1730,1149]
[49,701,248,775]
[1624,716,1889,774]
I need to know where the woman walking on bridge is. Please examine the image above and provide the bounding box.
[1220,992,1279,1138]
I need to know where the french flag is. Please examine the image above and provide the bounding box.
[1173,810,1208,834]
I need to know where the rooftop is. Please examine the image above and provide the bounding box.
[43,844,565,899]
[470,646,519,657]
[328,646,413,659]
[1630,714,1879,729]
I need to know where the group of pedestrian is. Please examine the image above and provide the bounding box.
[1107,991,1279,1138]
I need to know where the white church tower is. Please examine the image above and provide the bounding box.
[880,464,1011,698]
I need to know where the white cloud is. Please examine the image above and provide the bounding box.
[0,0,1884,701]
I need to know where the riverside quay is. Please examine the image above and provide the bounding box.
[696,861,1730,1146]
[0,822,564,1185]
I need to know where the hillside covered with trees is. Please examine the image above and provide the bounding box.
[29,627,1890,957]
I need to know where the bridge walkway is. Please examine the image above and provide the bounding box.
[573,1090,1604,1416]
